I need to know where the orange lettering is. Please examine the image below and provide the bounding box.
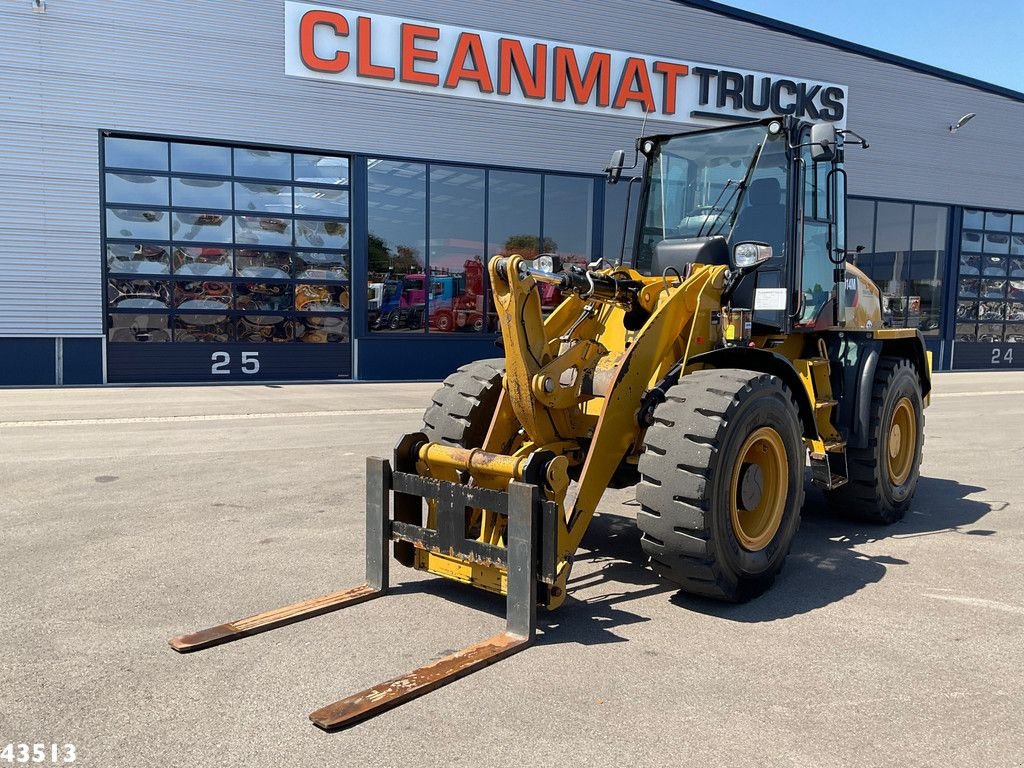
[357,16,396,80]
[614,57,656,111]
[401,23,440,86]
[553,48,611,107]
[444,33,494,92]
[497,39,546,99]
[299,10,349,73]
[653,61,689,115]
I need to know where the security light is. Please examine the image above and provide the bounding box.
[949,113,976,133]
[32,0,46,12]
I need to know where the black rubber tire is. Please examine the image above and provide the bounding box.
[422,359,505,448]
[825,358,924,524]
[636,369,805,602]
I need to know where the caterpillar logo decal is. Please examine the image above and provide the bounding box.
[284,2,848,127]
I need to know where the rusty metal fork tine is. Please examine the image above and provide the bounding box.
[309,631,530,731]
[168,584,382,652]
[309,480,541,732]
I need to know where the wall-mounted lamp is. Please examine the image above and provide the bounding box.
[949,113,976,133]
[32,0,46,12]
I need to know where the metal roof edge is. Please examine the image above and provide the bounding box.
[675,0,1024,104]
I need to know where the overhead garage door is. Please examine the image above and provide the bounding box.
[102,134,352,383]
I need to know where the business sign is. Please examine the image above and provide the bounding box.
[284,2,848,127]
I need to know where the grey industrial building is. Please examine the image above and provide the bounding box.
[3,0,1023,385]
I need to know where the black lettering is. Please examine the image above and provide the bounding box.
[717,70,744,109]
[743,74,771,112]
[770,79,797,114]
[819,86,845,122]
[692,66,717,105]
[795,83,822,119]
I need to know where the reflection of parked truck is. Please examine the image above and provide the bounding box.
[430,259,485,332]
[374,276,426,330]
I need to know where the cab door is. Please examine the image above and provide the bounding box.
[796,130,847,328]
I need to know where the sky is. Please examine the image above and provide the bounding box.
[720,0,1024,92]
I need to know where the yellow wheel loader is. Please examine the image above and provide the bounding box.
[170,117,930,730]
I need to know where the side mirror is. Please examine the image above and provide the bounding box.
[810,123,836,162]
[732,242,773,270]
[605,149,625,185]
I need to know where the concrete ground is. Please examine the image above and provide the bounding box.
[1,372,1022,767]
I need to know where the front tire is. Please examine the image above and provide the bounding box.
[422,359,505,448]
[636,369,805,602]
[825,358,924,524]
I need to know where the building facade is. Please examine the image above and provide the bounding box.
[2,0,1023,385]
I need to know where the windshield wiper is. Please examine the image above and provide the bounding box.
[695,178,737,239]
[710,135,769,238]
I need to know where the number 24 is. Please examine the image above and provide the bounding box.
[211,351,260,375]
[990,347,1014,365]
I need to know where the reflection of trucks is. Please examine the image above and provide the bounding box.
[430,259,485,332]
[374,276,426,330]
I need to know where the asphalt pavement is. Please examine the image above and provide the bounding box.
[1,373,1022,767]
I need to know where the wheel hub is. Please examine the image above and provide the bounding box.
[729,427,788,552]
[886,397,916,486]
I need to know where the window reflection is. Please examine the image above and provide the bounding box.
[236,249,291,279]
[293,251,348,280]
[107,243,170,275]
[294,154,349,185]
[235,182,292,213]
[174,314,233,343]
[105,137,168,171]
[171,143,231,175]
[105,137,352,349]
[172,178,232,209]
[368,160,427,333]
[172,212,232,242]
[237,282,293,311]
[296,315,350,343]
[237,315,293,343]
[295,219,348,249]
[174,280,233,309]
[108,313,171,343]
[173,246,233,276]
[235,215,291,246]
[848,200,947,335]
[296,283,348,312]
[294,187,349,216]
[234,148,291,180]
[106,208,169,240]
[428,165,486,333]
[108,279,170,309]
[105,173,168,206]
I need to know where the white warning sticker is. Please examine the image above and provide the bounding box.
[754,288,788,311]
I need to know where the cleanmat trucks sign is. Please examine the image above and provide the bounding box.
[284,2,848,127]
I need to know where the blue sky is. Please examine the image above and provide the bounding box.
[721,0,1024,92]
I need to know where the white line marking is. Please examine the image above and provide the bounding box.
[923,592,1024,615]
[933,390,1024,398]
[0,408,423,428]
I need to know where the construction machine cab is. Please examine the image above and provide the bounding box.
[610,117,863,332]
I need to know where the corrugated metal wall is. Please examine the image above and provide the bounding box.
[2,0,1023,337]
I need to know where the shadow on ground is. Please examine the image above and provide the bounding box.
[372,476,995,647]
[541,475,995,642]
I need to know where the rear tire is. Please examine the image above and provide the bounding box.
[636,369,805,602]
[825,358,924,524]
[422,359,505,448]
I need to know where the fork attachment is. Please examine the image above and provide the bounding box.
[169,445,547,732]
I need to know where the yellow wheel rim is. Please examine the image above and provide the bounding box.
[729,426,788,552]
[886,397,916,486]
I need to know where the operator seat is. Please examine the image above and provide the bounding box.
[729,177,786,256]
